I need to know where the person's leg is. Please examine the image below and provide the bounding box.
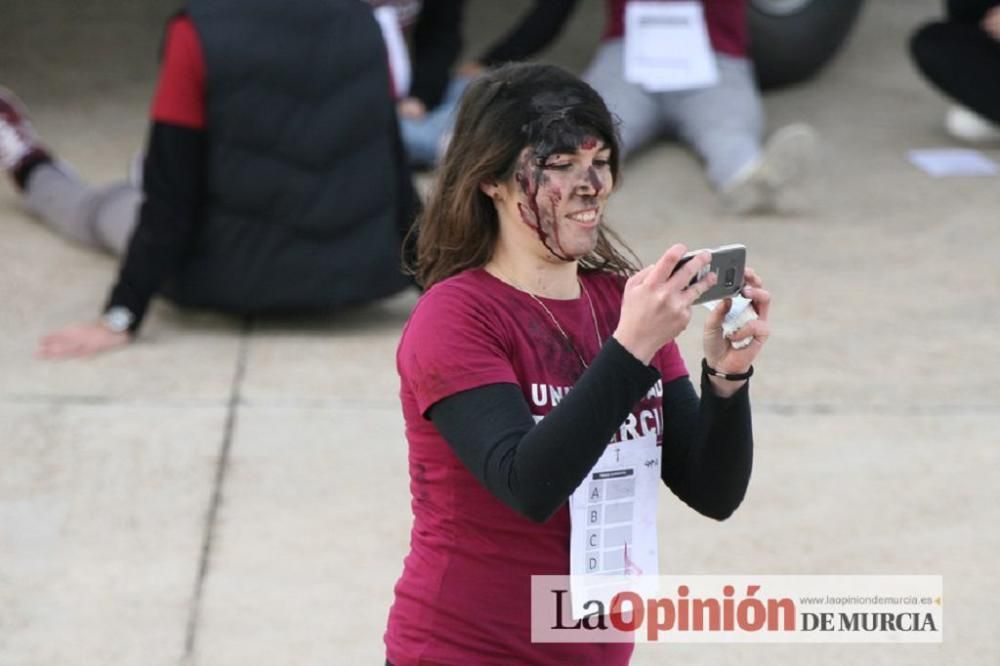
[664,55,816,213]
[1,87,140,254]
[399,76,472,167]
[583,40,663,159]
[1,86,49,185]
[22,162,141,255]
[910,21,1000,126]
[664,55,765,189]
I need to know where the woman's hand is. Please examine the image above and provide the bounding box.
[37,322,131,360]
[983,7,1000,41]
[702,268,771,397]
[613,244,716,365]
[397,97,427,120]
[456,61,486,78]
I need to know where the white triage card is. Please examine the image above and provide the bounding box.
[624,1,718,92]
[569,431,661,619]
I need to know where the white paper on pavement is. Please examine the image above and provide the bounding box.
[568,431,661,619]
[907,148,999,177]
[624,1,718,92]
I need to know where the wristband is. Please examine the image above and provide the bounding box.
[702,358,753,381]
[100,306,136,334]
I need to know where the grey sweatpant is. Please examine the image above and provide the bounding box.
[23,162,140,255]
[584,40,765,189]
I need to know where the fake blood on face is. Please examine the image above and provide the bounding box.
[514,156,573,262]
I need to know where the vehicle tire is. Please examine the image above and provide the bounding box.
[748,0,865,89]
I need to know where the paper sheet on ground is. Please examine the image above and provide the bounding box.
[907,148,998,177]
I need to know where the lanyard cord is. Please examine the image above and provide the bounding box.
[493,268,603,370]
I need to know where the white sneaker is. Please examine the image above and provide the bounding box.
[720,123,818,215]
[945,105,1000,144]
[0,86,44,172]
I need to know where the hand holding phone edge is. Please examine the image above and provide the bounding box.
[669,243,747,304]
[702,263,771,397]
[613,243,770,393]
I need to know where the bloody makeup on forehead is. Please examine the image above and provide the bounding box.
[534,131,610,201]
[538,135,607,167]
[522,90,609,164]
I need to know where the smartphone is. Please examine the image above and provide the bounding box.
[669,244,746,305]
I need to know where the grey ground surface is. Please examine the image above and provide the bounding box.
[2,1,998,664]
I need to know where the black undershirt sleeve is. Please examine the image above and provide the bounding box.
[946,0,996,24]
[476,0,580,67]
[105,121,206,332]
[409,0,465,110]
[429,343,754,523]
[429,337,659,523]
[660,373,753,520]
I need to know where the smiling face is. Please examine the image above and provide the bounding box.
[493,135,614,262]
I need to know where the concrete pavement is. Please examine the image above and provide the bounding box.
[1,1,998,664]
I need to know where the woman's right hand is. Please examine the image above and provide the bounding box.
[612,244,716,365]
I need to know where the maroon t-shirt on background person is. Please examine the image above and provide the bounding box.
[384,268,687,665]
[150,15,207,128]
[603,0,749,57]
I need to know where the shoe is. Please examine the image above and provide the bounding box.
[720,123,818,215]
[0,86,45,172]
[945,105,1000,144]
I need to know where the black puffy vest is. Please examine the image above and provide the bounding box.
[164,0,412,312]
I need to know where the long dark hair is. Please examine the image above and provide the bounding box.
[410,63,640,289]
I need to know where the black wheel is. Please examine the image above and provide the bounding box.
[748,0,865,89]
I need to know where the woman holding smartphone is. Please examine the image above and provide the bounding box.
[384,62,771,665]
